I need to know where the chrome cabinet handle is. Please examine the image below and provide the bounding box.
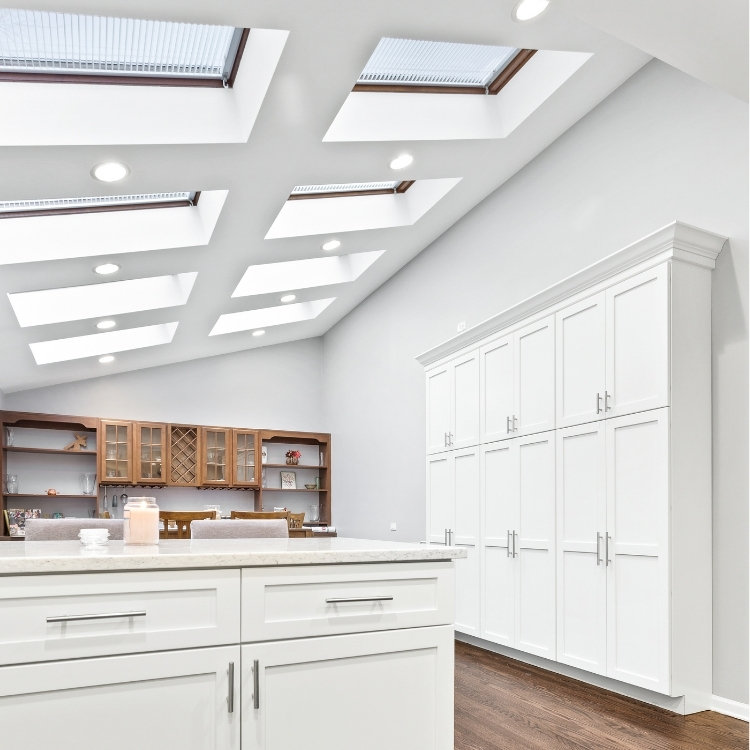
[47,610,146,623]
[506,416,511,434]
[507,529,511,557]
[605,392,612,411]
[326,596,394,604]
[513,416,518,432]
[447,529,454,546]
[252,659,260,710]
[227,662,234,713]
[449,432,454,446]
[596,393,602,414]
[606,534,612,565]
[513,530,518,558]
[444,432,449,447]
[444,528,448,546]
[596,533,602,565]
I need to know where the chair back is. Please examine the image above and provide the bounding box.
[24,518,124,541]
[231,510,290,524]
[288,512,305,529]
[191,519,289,539]
[159,510,215,539]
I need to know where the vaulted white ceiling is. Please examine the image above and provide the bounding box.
[0,0,654,392]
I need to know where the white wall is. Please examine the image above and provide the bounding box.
[321,60,748,704]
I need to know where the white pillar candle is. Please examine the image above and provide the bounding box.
[124,498,159,545]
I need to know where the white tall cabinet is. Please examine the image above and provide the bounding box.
[421,222,725,713]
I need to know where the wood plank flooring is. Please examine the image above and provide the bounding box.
[455,641,748,750]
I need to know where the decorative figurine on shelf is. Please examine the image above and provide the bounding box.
[285,450,301,466]
[64,433,88,452]
[46,489,58,496]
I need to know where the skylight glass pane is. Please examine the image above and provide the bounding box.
[210,299,335,336]
[0,10,240,79]
[30,322,179,364]
[0,192,194,214]
[290,182,399,196]
[358,37,519,87]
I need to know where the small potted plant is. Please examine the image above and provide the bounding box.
[285,450,302,466]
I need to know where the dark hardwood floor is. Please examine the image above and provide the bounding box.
[455,641,748,750]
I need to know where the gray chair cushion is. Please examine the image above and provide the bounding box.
[24,518,124,541]
[190,519,289,539]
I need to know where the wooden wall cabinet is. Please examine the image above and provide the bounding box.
[199,427,233,487]
[99,420,133,485]
[168,425,199,487]
[232,430,259,487]
[134,423,168,485]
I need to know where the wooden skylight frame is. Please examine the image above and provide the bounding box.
[287,181,415,201]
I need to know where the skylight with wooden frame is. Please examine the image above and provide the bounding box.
[354,37,536,95]
[288,181,415,200]
[0,191,201,219]
[0,10,249,87]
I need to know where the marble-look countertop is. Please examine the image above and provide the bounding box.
[0,537,466,575]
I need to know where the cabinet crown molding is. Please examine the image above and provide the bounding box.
[416,221,726,367]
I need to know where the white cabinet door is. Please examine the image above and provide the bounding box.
[242,626,454,750]
[556,423,607,675]
[453,446,480,635]
[556,293,606,428]
[606,409,670,694]
[515,432,556,660]
[481,440,517,648]
[426,364,451,454]
[426,453,453,544]
[514,315,555,437]
[0,646,240,750]
[451,350,480,449]
[480,335,514,443]
[605,265,669,418]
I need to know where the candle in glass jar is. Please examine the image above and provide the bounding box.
[124,497,159,545]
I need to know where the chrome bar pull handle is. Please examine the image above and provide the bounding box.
[506,416,511,434]
[252,659,260,710]
[596,393,602,414]
[606,534,612,565]
[513,530,518,558]
[444,528,448,546]
[444,432,449,447]
[507,529,511,557]
[596,533,602,565]
[47,610,146,623]
[326,596,394,604]
[605,392,612,411]
[513,416,518,432]
[227,662,234,713]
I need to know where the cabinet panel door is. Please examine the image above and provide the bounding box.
[606,409,670,694]
[451,351,480,449]
[514,315,555,437]
[199,427,233,486]
[233,429,260,487]
[426,453,453,544]
[605,265,669,418]
[480,335,514,443]
[134,423,167,485]
[481,441,517,647]
[453,447,480,635]
[556,423,607,675]
[99,420,133,484]
[426,365,451,454]
[0,646,240,750]
[242,626,454,750]
[556,293,606,428]
[515,432,556,660]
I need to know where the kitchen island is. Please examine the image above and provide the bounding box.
[0,538,465,750]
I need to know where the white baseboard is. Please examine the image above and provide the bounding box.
[711,695,749,722]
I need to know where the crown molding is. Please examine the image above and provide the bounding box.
[416,221,727,367]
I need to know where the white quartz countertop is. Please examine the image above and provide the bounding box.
[0,537,466,574]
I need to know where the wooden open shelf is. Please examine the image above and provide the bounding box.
[3,493,96,499]
[3,447,97,456]
[264,463,327,470]
[262,488,326,493]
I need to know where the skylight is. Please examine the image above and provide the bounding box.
[8,272,197,327]
[210,299,335,336]
[289,181,412,200]
[357,38,522,90]
[0,192,199,218]
[0,10,247,86]
[30,322,179,364]
[232,251,384,297]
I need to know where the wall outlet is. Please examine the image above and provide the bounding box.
[457,321,466,332]
[390,523,397,531]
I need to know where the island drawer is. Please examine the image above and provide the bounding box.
[241,561,454,642]
[0,569,240,666]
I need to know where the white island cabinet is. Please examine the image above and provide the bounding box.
[0,538,464,750]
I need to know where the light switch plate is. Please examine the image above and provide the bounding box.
[390,523,397,531]
[457,321,466,332]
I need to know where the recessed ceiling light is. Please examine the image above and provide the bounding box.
[321,239,341,251]
[99,355,115,363]
[252,330,265,337]
[94,263,120,275]
[91,162,129,182]
[280,294,296,303]
[512,0,549,21]
[96,320,116,329]
[389,154,413,170]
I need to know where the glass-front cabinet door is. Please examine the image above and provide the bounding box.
[135,423,167,484]
[199,427,233,487]
[232,429,259,487]
[99,420,133,484]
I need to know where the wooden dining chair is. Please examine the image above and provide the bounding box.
[288,512,305,529]
[158,510,215,539]
[231,510,290,524]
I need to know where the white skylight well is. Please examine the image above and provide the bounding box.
[232,251,385,298]
[0,10,247,86]
[0,192,199,218]
[30,322,179,364]
[210,299,335,336]
[357,38,521,90]
[8,272,198,327]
